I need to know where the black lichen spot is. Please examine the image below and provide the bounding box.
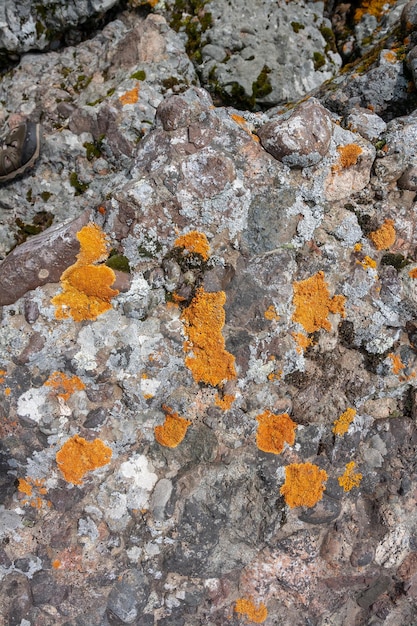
[14,211,54,248]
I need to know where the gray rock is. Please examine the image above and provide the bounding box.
[106,569,150,624]
[0,0,119,54]
[257,98,333,167]
[197,0,341,107]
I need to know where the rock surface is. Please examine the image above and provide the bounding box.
[2,1,417,625]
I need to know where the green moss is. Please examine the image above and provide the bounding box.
[26,188,34,204]
[35,20,45,37]
[83,135,105,161]
[69,172,89,195]
[130,70,147,81]
[87,87,115,107]
[313,51,326,71]
[40,191,52,202]
[14,211,54,247]
[291,22,305,33]
[375,138,387,150]
[320,25,337,53]
[169,0,212,64]
[105,250,131,273]
[380,253,409,270]
[252,65,272,101]
[74,74,92,93]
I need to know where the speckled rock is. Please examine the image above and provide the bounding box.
[2,3,417,626]
[0,0,120,55]
[257,98,333,168]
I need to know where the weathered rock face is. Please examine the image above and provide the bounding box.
[2,2,417,625]
[0,0,121,55]
[195,0,342,107]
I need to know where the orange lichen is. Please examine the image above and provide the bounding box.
[52,223,119,322]
[234,598,268,623]
[291,331,313,353]
[181,287,236,387]
[360,255,377,270]
[18,477,49,509]
[388,352,406,375]
[56,435,112,485]
[264,304,280,321]
[337,144,363,168]
[292,271,346,333]
[354,0,397,22]
[4,387,10,396]
[119,84,140,105]
[174,231,210,261]
[44,371,85,401]
[0,369,6,384]
[409,268,417,279]
[230,113,260,142]
[154,405,191,448]
[52,559,62,569]
[267,369,282,381]
[368,219,396,250]
[256,411,297,454]
[280,462,328,508]
[333,407,356,436]
[338,461,363,492]
[214,393,235,410]
[354,242,362,252]
[18,478,33,496]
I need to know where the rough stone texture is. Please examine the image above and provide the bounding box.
[257,98,333,168]
[2,2,417,626]
[197,0,342,107]
[0,0,120,55]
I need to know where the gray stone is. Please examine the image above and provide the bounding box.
[106,569,149,624]
[258,99,333,168]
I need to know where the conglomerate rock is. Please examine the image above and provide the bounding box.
[2,2,417,626]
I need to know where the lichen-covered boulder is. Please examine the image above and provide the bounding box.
[257,98,333,168]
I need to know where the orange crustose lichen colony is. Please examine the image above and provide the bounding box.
[52,223,119,322]
[337,144,363,168]
[368,219,396,250]
[56,435,112,485]
[44,371,85,400]
[181,287,236,387]
[333,407,356,436]
[154,405,192,448]
[256,411,297,454]
[234,598,268,623]
[174,231,211,261]
[280,462,328,508]
[292,271,346,333]
[338,461,363,492]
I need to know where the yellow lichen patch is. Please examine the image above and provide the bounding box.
[333,407,356,436]
[264,304,280,321]
[154,405,191,448]
[181,287,236,387]
[354,0,397,22]
[119,84,140,106]
[45,371,85,401]
[256,411,297,454]
[388,352,405,376]
[354,242,362,252]
[291,331,313,353]
[360,255,377,270]
[280,462,328,508]
[56,435,112,485]
[174,231,210,261]
[368,219,396,250]
[234,598,268,624]
[338,461,363,492]
[18,478,33,496]
[337,144,363,168]
[52,223,119,322]
[215,393,235,410]
[18,477,49,509]
[292,271,346,333]
[230,113,260,142]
